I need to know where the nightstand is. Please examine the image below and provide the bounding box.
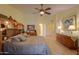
[0,35,7,54]
[77,47,79,55]
[0,36,3,54]
[76,37,79,55]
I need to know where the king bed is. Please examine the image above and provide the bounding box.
[3,34,51,55]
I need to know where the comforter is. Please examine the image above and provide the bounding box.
[4,36,51,55]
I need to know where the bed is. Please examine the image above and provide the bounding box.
[3,34,51,55]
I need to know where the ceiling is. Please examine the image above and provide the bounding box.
[10,4,78,15]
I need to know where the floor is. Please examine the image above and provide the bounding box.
[44,33,77,55]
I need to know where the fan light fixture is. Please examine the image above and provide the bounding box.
[40,11,45,15]
[34,4,51,16]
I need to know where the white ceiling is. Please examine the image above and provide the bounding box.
[10,4,78,15]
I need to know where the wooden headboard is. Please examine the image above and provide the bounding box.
[6,29,23,38]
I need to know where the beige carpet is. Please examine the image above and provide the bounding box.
[44,33,77,55]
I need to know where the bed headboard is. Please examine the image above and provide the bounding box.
[6,29,23,38]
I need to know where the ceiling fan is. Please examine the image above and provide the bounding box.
[34,4,51,16]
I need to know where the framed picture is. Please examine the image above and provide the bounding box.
[27,25,35,30]
[62,15,76,31]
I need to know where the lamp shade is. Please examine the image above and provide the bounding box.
[58,26,62,30]
[68,25,75,30]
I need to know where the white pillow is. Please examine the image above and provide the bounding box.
[11,37,20,42]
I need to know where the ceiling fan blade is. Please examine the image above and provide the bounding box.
[35,8,40,10]
[32,11,39,14]
[45,8,51,10]
[45,12,51,15]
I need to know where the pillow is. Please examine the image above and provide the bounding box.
[16,34,27,41]
[11,37,20,42]
[10,34,27,42]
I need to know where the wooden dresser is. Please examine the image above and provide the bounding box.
[56,33,77,49]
